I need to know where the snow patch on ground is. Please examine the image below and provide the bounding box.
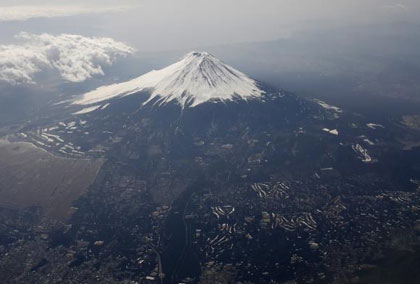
[363,138,375,145]
[322,128,339,135]
[72,105,101,115]
[101,103,110,110]
[314,99,342,113]
[352,144,374,163]
[367,123,384,129]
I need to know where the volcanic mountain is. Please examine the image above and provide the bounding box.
[73,51,265,109]
[34,51,333,157]
[7,51,420,284]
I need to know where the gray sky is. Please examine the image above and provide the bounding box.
[1,0,420,88]
[0,0,419,51]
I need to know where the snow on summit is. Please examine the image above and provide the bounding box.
[73,51,264,108]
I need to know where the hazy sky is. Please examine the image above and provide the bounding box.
[1,0,420,87]
[0,0,419,51]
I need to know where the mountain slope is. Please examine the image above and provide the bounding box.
[73,51,265,108]
[5,51,420,284]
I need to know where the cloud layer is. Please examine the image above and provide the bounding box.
[0,33,134,85]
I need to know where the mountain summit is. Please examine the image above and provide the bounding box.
[73,51,265,108]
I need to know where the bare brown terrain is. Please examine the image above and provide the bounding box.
[0,140,104,220]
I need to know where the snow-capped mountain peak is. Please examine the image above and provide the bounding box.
[73,51,264,108]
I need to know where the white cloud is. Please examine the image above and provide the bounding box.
[0,32,135,85]
[0,5,129,22]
